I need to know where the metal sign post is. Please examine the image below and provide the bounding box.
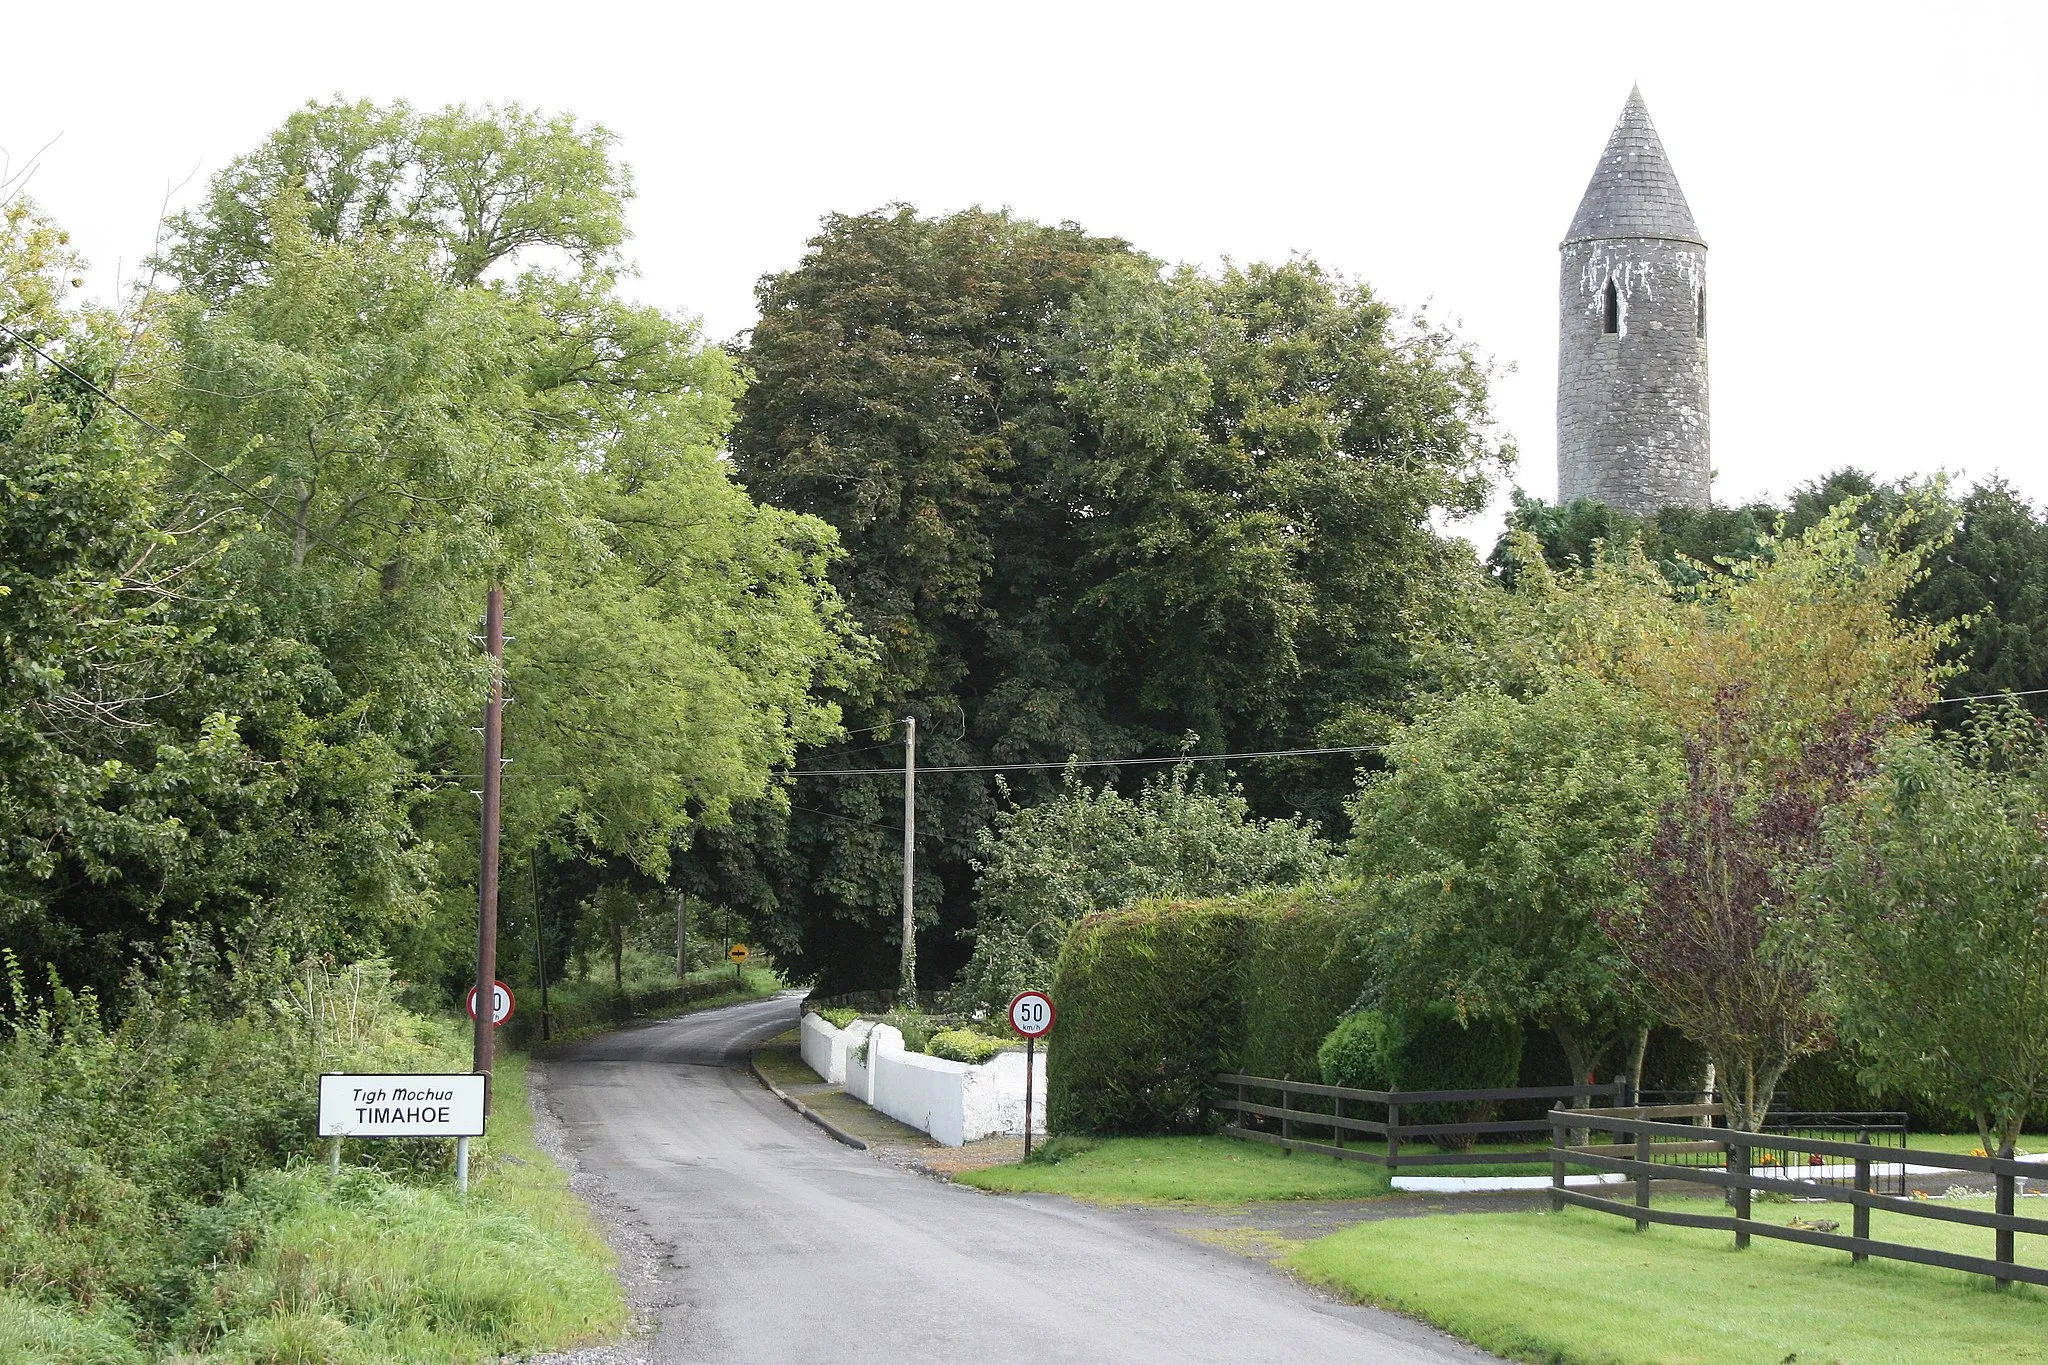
[1007,990,1055,1158]
[728,941,749,987]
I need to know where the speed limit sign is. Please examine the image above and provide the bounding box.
[466,981,515,1028]
[1008,990,1054,1038]
[1008,991,1053,1158]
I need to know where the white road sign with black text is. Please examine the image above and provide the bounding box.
[319,1073,486,1138]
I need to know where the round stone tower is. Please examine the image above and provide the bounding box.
[1556,87,1710,513]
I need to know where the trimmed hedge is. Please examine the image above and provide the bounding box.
[927,1029,1011,1064]
[1048,885,1378,1135]
[1237,883,1376,1082]
[1047,900,1256,1135]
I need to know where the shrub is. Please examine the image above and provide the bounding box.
[1317,1011,1394,1091]
[1385,1003,1524,1150]
[874,1010,948,1054]
[951,766,1340,1017]
[0,957,478,1352]
[1048,900,1255,1135]
[927,1030,1011,1065]
[818,1007,861,1028]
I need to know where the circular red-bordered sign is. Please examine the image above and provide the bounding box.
[1007,989,1055,1039]
[466,981,516,1027]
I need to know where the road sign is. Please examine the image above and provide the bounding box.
[465,980,515,1027]
[319,1073,486,1138]
[1008,989,1054,1038]
[1008,991,1054,1159]
[727,943,750,964]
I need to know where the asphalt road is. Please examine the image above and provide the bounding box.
[538,994,1499,1364]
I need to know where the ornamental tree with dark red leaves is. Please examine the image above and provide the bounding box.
[1603,691,1891,1133]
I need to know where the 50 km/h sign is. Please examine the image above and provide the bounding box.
[465,980,515,1027]
[1008,989,1054,1038]
[1007,991,1054,1159]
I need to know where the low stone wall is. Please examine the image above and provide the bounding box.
[798,1014,1046,1147]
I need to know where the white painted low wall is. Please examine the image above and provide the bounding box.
[800,1010,864,1085]
[839,1019,878,1103]
[799,1014,1046,1147]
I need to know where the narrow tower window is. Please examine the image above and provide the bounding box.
[1602,279,1620,334]
[1696,287,1707,337]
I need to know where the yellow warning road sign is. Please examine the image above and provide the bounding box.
[727,943,750,964]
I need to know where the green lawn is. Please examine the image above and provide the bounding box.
[1896,1132,2041,1158]
[1290,1199,2048,1364]
[957,1135,1395,1203]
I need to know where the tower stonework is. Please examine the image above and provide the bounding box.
[1557,88,1710,513]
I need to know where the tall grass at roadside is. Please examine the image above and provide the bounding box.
[0,954,623,1362]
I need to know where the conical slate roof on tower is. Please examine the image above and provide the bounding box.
[1564,86,1704,245]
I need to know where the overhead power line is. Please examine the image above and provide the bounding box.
[787,744,1381,778]
[0,318,380,572]
[1927,686,2048,706]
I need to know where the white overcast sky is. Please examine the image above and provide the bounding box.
[6,1,2043,544]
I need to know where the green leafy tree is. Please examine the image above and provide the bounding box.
[1911,480,2048,717]
[160,101,850,934]
[1806,715,2048,1156]
[723,207,1505,987]
[1,199,425,996]
[1496,468,2048,724]
[5,102,851,999]
[952,765,1337,1014]
[1597,512,1951,1132]
[1488,490,1776,587]
[1347,673,1679,1087]
[725,206,1140,987]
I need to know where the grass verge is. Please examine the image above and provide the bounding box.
[1289,1200,2048,1364]
[521,965,783,1048]
[956,1135,1393,1204]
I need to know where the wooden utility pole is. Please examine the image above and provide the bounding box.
[473,585,505,1101]
[531,852,550,1043]
[899,715,917,1006]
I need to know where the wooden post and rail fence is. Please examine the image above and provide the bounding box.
[1547,1106,2048,1291]
[1218,1071,2039,1290]
[1215,1073,1628,1169]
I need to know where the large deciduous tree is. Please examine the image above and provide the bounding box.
[722,206,1506,987]
[6,101,853,1000]
[2,199,427,996]
[161,100,853,885]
